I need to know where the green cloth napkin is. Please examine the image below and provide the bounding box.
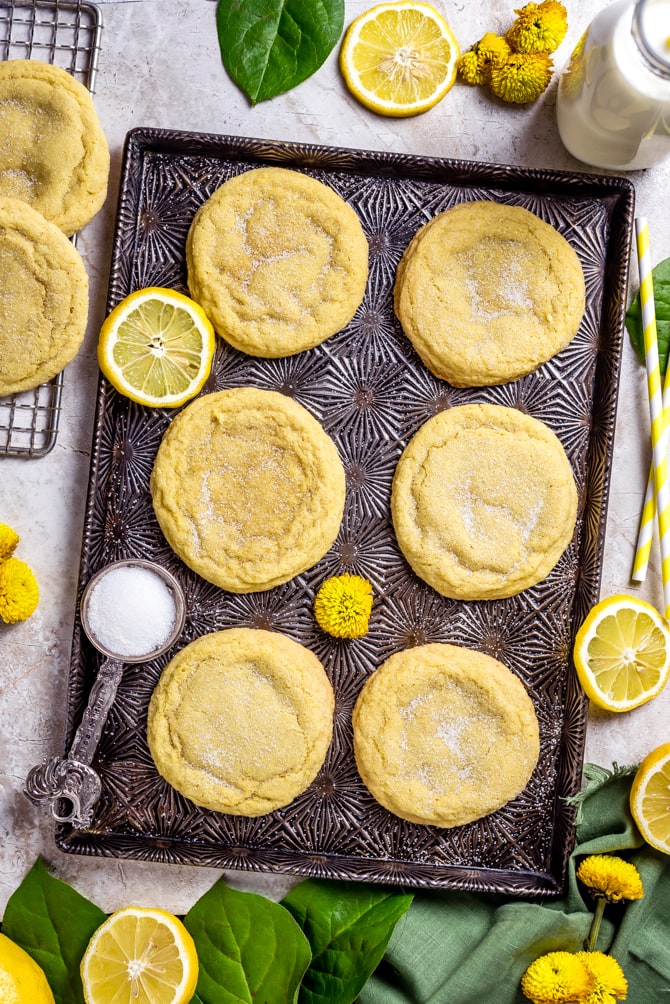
[359,765,670,1004]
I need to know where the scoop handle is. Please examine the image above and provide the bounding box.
[69,657,125,765]
[24,657,124,828]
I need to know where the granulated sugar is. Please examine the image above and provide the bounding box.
[85,564,178,658]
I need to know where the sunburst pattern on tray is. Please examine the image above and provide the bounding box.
[62,130,635,896]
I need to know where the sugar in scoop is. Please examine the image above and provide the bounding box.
[82,561,183,659]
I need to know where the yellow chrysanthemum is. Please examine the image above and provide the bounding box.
[576,855,645,903]
[0,523,20,562]
[457,50,487,86]
[0,557,39,624]
[507,0,568,53]
[521,950,595,1004]
[576,952,628,1004]
[458,33,511,86]
[477,31,513,68]
[314,574,373,639]
[489,51,554,103]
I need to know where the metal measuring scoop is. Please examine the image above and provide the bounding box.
[24,559,186,829]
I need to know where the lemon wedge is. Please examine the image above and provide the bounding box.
[98,287,215,408]
[573,594,670,712]
[339,1,460,117]
[630,742,670,855]
[80,906,198,1004]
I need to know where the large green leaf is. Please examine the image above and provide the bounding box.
[282,879,413,1004]
[626,256,670,376]
[216,0,344,104]
[184,878,312,1003]
[1,857,106,1004]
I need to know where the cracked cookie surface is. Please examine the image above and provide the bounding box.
[151,387,346,592]
[391,403,578,600]
[148,628,334,816]
[186,166,368,357]
[0,196,89,396]
[394,200,585,387]
[0,60,109,236]
[353,642,540,828]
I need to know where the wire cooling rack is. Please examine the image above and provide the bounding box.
[0,1,102,458]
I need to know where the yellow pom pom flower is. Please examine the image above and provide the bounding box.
[477,31,513,67]
[576,855,645,903]
[314,574,373,639]
[507,0,569,53]
[521,950,595,1004]
[489,51,554,103]
[0,522,20,562]
[0,557,40,623]
[576,952,628,1004]
[457,50,487,86]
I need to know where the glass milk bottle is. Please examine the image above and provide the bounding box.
[556,0,670,169]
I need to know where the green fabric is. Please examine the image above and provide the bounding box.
[359,765,670,1004]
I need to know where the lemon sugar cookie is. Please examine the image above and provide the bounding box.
[186,166,369,357]
[394,201,586,387]
[150,387,346,593]
[0,196,89,397]
[391,403,578,600]
[0,60,110,236]
[352,642,540,828]
[148,628,335,816]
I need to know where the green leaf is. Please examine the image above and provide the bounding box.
[281,879,413,1004]
[626,256,670,375]
[216,0,344,105]
[1,857,106,1004]
[184,878,312,1004]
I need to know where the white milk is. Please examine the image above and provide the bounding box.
[556,0,670,169]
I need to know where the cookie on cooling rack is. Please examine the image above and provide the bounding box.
[0,196,89,397]
[0,59,109,236]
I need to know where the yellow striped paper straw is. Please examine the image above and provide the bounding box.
[631,364,670,581]
[635,217,670,618]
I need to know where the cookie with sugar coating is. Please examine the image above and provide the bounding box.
[148,628,334,816]
[0,196,89,396]
[391,403,577,600]
[353,642,540,828]
[394,200,585,387]
[150,387,346,593]
[186,166,368,357]
[0,60,109,236]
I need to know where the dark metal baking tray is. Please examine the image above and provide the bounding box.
[55,127,634,896]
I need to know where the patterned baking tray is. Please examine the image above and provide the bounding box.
[0,0,102,457]
[55,128,635,896]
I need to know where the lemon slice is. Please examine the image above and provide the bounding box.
[80,906,198,1004]
[630,742,670,855]
[339,1,460,117]
[573,594,670,712]
[98,287,215,408]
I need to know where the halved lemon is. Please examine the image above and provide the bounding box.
[80,906,198,1004]
[339,1,460,117]
[573,594,670,712]
[630,742,670,855]
[98,287,215,408]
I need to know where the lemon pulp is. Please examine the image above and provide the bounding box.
[340,1,459,116]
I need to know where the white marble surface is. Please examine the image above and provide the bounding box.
[1,0,669,918]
